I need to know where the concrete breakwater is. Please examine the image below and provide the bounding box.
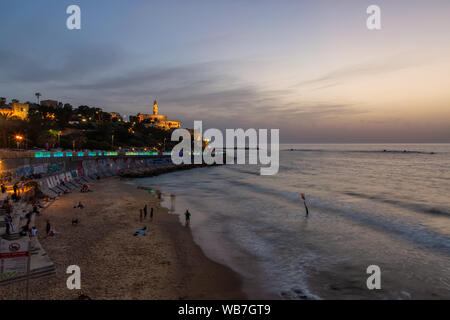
[119,163,219,178]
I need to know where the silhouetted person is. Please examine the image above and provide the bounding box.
[185,210,191,226]
[143,205,148,219]
[5,217,11,235]
[46,220,51,236]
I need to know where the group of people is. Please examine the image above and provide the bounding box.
[3,212,14,235]
[139,204,154,222]
[137,203,191,226]
[1,199,13,234]
[10,181,26,201]
[74,201,85,209]
[80,184,92,193]
[1,199,41,237]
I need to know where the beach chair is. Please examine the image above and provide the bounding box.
[80,176,92,183]
[38,184,57,198]
[66,181,78,189]
[49,186,63,194]
[61,185,72,193]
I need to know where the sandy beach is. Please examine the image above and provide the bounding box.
[1,177,246,300]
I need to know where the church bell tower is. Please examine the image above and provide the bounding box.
[153,100,158,115]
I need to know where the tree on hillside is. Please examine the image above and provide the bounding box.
[72,133,87,151]
[0,113,13,147]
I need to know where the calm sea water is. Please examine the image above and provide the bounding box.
[136,144,450,299]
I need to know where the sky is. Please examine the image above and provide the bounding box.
[0,0,449,143]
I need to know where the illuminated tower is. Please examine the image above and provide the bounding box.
[153,100,158,115]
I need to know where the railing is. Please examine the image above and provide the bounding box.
[1,150,222,159]
[0,150,35,159]
[34,151,170,158]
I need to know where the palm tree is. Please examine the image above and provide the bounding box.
[35,92,42,105]
[0,112,13,148]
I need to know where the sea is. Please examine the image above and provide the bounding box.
[135,144,450,299]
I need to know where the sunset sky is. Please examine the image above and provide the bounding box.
[1,0,449,142]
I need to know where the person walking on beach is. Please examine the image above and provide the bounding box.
[32,205,40,215]
[139,209,143,222]
[143,205,148,219]
[5,215,12,235]
[185,209,191,226]
[150,207,154,220]
[46,220,51,236]
[25,211,32,226]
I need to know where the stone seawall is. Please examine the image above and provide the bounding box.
[0,154,173,198]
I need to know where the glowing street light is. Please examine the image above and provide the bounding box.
[15,134,24,149]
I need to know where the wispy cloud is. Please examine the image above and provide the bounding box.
[57,59,359,128]
[294,54,428,88]
[0,45,125,83]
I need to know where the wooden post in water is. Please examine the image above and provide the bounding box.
[301,193,309,217]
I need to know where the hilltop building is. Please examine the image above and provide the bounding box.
[41,100,61,108]
[133,100,181,131]
[110,112,123,122]
[0,101,29,120]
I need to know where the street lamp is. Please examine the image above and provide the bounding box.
[15,135,24,149]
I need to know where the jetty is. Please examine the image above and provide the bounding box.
[118,163,219,178]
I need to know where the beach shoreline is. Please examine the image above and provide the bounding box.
[1,177,246,300]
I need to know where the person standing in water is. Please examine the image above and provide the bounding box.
[185,210,191,226]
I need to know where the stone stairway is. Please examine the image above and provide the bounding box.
[1,201,56,286]
[0,236,56,285]
[2,232,21,240]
